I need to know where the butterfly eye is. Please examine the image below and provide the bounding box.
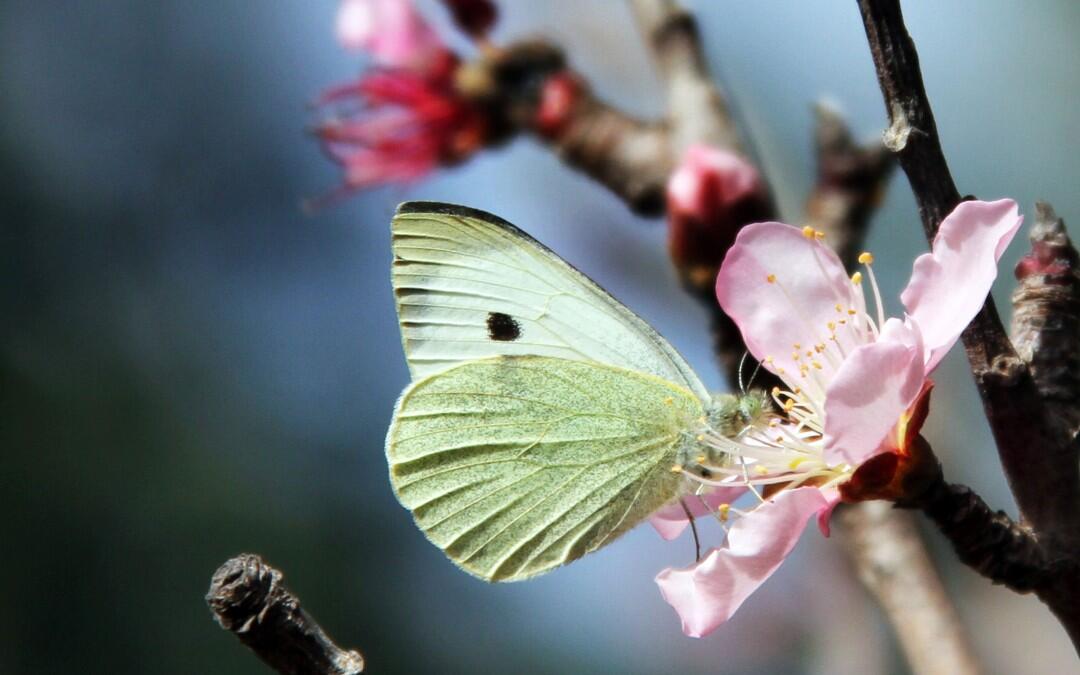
[486,312,522,341]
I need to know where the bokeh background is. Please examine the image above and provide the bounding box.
[3,1,1077,673]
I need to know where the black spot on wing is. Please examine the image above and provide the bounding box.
[486,312,522,342]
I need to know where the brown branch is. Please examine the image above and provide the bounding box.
[857,0,1080,650]
[837,503,980,675]
[1012,202,1080,435]
[207,554,364,675]
[805,102,895,264]
[627,0,742,156]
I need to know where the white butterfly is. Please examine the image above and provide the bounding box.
[386,202,754,581]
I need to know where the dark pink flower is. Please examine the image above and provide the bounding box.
[314,49,485,200]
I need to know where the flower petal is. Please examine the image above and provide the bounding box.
[823,318,925,465]
[650,487,747,541]
[655,487,829,637]
[900,199,1023,372]
[716,223,861,383]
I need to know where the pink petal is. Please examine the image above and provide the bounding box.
[716,223,862,383]
[823,318,925,465]
[337,0,441,67]
[900,199,1023,372]
[650,487,747,541]
[655,487,829,637]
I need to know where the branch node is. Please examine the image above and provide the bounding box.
[882,101,913,151]
[207,554,364,675]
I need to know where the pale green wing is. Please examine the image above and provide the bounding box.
[386,355,703,582]
[391,202,709,402]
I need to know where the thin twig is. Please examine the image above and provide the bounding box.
[207,554,364,675]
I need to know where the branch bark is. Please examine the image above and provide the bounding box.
[838,502,979,675]
[857,0,1080,650]
[207,554,364,675]
[628,0,742,156]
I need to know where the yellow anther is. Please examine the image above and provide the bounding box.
[793,387,802,395]
[793,342,801,349]
[814,230,826,240]
[670,464,684,473]
[838,318,847,325]
[718,503,730,521]
[784,399,795,412]
[827,321,836,331]
[766,273,776,283]
[776,367,786,375]
[792,351,801,361]
[771,386,781,397]
[851,271,863,284]
[815,343,825,353]
[789,457,808,470]
[847,309,857,315]
[765,356,774,364]
[696,455,707,463]
[775,435,784,443]
[755,465,770,475]
[858,251,874,265]
[805,350,814,357]
[835,303,843,313]
[696,434,704,442]
[812,360,823,370]
[802,226,816,239]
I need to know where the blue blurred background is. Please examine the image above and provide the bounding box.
[2,1,1077,673]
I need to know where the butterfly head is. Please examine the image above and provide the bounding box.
[708,389,773,439]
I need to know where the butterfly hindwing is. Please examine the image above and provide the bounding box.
[386,355,703,581]
[391,202,709,402]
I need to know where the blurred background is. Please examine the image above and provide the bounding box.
[2,1,1077,673]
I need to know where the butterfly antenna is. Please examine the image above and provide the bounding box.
[737,351,750,394]
[746,357,764,391]
[679,498,701,562]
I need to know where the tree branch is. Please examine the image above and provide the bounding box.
[857,0,1080,650]
[627,0,742,156]
[207,554,364,675]
[837,502,979,675]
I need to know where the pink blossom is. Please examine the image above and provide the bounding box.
[313,51,485,201]
[337,0,443,69]
[655,199,1022,637]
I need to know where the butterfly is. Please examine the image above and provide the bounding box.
[385,202,769,581]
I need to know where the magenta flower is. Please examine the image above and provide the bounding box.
[336,0,443,70]
[655,199,1023,637]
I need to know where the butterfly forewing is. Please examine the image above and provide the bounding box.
[386,355,703,581]
[391,202,709,402]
